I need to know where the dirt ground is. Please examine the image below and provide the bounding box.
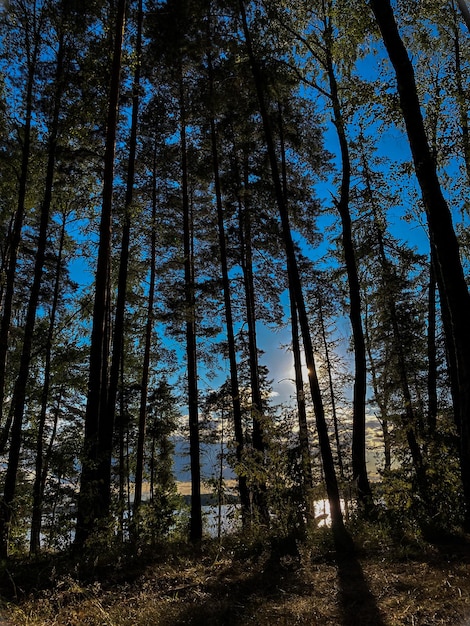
[1,537,470,625]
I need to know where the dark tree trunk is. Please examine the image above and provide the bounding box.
[370,0,470,530]
[30,212,67,554]
[364,305,392,473]
[206,36,250,525]
[451,2,470,186]
[0,6,45,438]
[317,295,344,481]
[361,146,429,500]
[278,102,313,516]
[237,190,269,525]
[427,247,438,435]
[134,135,157,518]
[238,188,265,456]
[75,0,127,547]
[322,16,373,508]
[239,0,352,553]
[289,288,314,514]
[456,0,470,32]
[109,0,142,504]
[0,27,65,557]
[178,68,202,544]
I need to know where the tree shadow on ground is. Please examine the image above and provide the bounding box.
[155,543,315,625]
[336,553,388,626]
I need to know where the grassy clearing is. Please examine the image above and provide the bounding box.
[1,531,470,625]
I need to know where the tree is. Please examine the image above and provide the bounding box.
[0,0,47,440]
[205,9,251,524]
[75,0,127,548]
[369,0,470,531]
[238,0,352,553]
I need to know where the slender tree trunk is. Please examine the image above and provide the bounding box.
[456,0,470,32]
[277,102,313,516]
[427,247,438,435]
[289,287,314,517]
[30,212,67,554]
[239,0,351,553]
[0,27,65,557]
[206,37,250,525]
[238,189,265,456]
[322,12,373,508]
[361,145,429,498]
[364,304,392,473]
[451,2,470,187]
[134,135,157,517]
[0,6,45,438]
[370,0,470,530]
[109,0,143,519]
[317,295,344,481]
[237,190,269,525]
[178,67,202,544]
[75,0,127,547]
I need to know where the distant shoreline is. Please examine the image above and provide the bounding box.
[177,480,238,496]
[128,480,239,498]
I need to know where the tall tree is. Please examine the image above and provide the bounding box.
[238,0,352,552]
[106,0,144,518]
[0,2,67,557]
[205,11,251,524]
[75,0,127,547]
[0,0,47,438]
[370,0,470,531]
[30,210,67,554]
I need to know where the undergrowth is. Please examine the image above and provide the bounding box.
[1,522,470,625]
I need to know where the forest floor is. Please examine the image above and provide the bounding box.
[1,529,470,626]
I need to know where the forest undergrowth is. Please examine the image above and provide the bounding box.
[1,524,470,626]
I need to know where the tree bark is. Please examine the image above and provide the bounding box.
[427,247,438,435]
[323,31,373,509]
[278,102,314,517]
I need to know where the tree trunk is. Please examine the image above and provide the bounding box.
[75,0,127,547]
[0,27,65,557]
[0,5,45,437]
[278,102,314,517]
[238,187,265,457]
[364,304,392,473]
[451,2,470,186]
[427,247,438,435]
[456,0,470,32]
[134,134,157,518]
[239,0,351,553]
[30,212,67,554]
[322,11,373,508]
[237,188,269,525]
[290,288,314,517]
[370,0,470,530]
[178,67,202,544]
[317,294,344,481]
[206,34,251,525]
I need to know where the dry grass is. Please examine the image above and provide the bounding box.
[1,536,470,625]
